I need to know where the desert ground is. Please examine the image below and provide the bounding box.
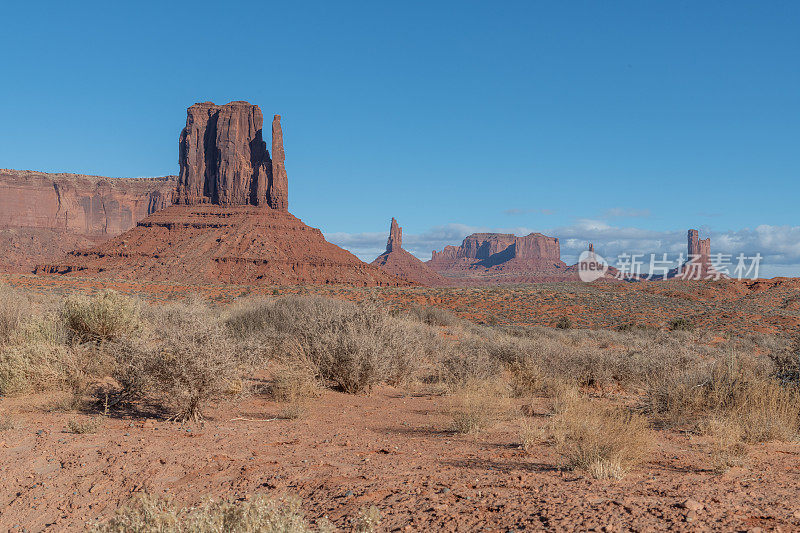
[1,274,799,532]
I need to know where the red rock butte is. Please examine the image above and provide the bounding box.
[37,102,408,287]
[371,218,446,286]
[427,232,577,283]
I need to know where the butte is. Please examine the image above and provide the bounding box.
[38,102,408,287]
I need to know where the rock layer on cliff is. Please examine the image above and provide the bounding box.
[176,101,287,209]
[0,169,177,272]
[38,205,408,286]
[371,219,445,286]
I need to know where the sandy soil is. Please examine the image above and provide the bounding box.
[2,384,799,532]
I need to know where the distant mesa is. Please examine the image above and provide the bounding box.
[371,218,446,286]
[37,102,408,287]
[427,232,574,283]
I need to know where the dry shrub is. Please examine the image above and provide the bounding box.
[701,417,749,474]
[448,379,511,433]
[405,304,459,327]
[271,357,320,419]
[0,413,14,431]
[647,354,800,442]
[68,417,102,434]
[439,333,502,386]
[92,494,324,533]
[114,306,239,422]
[518,419,546,452]
[507,357,555,398]
[63,290,140,343]
[353,505,381,533]
[0,342,74,395]
[550,396,652,479]
[0,283,29,344]
[227,296,435,393]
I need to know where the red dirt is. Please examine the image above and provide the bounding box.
[2,384,799,531]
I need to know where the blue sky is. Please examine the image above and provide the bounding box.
[2,1,798,276]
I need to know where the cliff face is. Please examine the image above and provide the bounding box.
[0,169,177,272]
[176,101,288,210]
[0,169,176,236]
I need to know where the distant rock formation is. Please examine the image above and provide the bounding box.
[668,229,725,280]
[427,232,571,284]
[0,169,177,272]
[176,101,287,209]
[39,103,408,287]
[371,218,445,286]
[429,232,565,270]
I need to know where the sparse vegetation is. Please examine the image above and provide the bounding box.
[448,379,511,433]
[67,416,101,434]
[550,395,652,479]
[92,494,325,533]
[353,505,381,533]
[647,354,800,442]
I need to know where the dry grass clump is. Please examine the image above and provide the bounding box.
[113,305,240,422]
[550,394,652,479]
[0,283,29,344]
[647,354,800,442]
[701,417,749,473]
[448,379,511,433]
[353,505,381,533]
[92,494,325,533]
[63,290,141,343]
[67,416,102,434]
[0,413,14,431]
[227,296,436,394]
[270,357,321,419]
[0,342,75,395]
[404,304,459,327]
[518,419,546,452]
